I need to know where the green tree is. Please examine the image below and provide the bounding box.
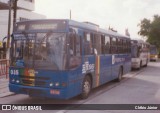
[138,15,160,52]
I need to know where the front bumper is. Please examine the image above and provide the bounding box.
[150,57,158,61]
[131,58,141,69]
[9,83,69,99]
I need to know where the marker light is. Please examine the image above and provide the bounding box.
[55,82,59,87]
[12,79,15,82]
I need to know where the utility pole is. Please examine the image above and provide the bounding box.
[7,0,12,48]
[13,0,18,31]
[6,0,18,60]
[70,10,71,20]
[7,0,18,48]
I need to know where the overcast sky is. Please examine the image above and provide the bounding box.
[35,0,160,39]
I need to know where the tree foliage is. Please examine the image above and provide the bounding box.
[138,15,160,49]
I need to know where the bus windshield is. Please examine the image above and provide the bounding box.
[131,41,141,58]
[131,45,138,58]
[150,47,158,54]
[11,32,67,70]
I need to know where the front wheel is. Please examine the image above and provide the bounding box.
[80,76,92,99]
[138,61,142,70]
[144,60,148,67]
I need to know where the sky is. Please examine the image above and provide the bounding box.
[34,0,160,39]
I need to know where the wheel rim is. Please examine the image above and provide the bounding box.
[83,80,90,94]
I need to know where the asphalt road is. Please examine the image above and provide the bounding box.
[0,61,160,113]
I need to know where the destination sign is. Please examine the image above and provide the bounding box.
[29,23,58,30]
[13,34,36,40]
[16,20,67,31]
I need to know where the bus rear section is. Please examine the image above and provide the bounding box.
[131,40,150,69]
[150,45,158,61]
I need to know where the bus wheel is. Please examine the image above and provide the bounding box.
[80,76,91,99]
[138,61,142,70]
[144,60,148,67]
[116,67,123,82]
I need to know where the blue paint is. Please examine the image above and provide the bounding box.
[9,19,131,99]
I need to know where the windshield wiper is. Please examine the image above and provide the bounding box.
[40,30,53,44]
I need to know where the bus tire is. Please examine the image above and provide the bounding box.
[144,60,148,67]
[138,61,142,70]
[116,67,123,82]
[80,75,91,99]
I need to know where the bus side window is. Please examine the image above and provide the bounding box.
[105,35,110,54]
[117,39,120,54]
[111,37,117,54]
[120,39,123,54]
[128,40,131,53]
[76,35,81,56]
[94,34,101,55]
[101,35,105,54]
[122,40,126,53]
[69,31,76,56]
[84,32,93,55]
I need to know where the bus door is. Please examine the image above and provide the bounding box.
[83,32,97,87]
[99,35,112,84]
[68,27,83,95]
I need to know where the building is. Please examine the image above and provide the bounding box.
[0,0,46,41]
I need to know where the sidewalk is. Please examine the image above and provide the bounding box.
[0,76,14,98]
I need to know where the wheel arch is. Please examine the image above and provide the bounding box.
[84,73,93,88]
[120,65,124,75]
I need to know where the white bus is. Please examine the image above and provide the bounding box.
[150,45,158,61]
[131,40,150,69]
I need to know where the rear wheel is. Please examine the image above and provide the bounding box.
[80,76,92,99]
[116,67,123,82]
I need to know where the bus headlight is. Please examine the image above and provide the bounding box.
[49,83,54,87]
[16,80,20,84]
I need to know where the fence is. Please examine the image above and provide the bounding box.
[0,59,10,79]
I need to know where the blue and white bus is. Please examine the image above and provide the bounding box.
[9,19,131,99]
[131,40,150,69]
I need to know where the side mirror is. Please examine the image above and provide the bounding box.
[69,28,74,32]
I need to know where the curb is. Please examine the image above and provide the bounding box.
[0,92,15,98]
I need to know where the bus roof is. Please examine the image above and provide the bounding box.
[131,39,150,45]
[68,19,130,39]
[16,19,130,40]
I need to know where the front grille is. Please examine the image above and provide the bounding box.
[22,79,33,85]
[20,76,49,80]
[20,76,49,87]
